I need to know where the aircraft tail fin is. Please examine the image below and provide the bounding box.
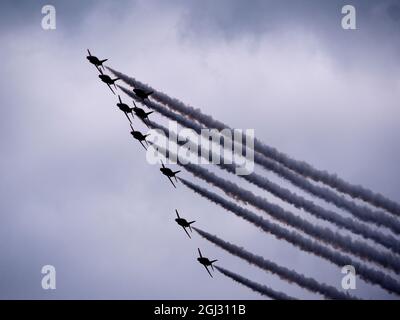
[210,260,218,271]
[188,221,195,232]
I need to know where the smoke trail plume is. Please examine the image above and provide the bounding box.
[215,265,297,300]
[180,178,400,296]
[152,143,400,274]
[194,228,355,300]
[108,67,400,217]
[149,119,400,254]
[253,153,400,235]
[219,161,400,255]
[115,81,400,235]
[117,92,400,295]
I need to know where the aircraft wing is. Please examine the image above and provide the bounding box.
[139,140,147,150]
[123,112,132,123]
[203,265,213,278]
[181,226,191,239]
[107,83,115,95]
[167,176,176,188]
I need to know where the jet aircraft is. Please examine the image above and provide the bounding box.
[197,248,218,278]
[175,209,195,239]
[86,49,108,71]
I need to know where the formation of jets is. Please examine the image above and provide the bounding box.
[87,49,218,278]
[86,49,107,71]
[174,210,217,277]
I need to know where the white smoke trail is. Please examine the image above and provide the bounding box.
[215,265,297,300]
[115,80,400,235]
[148,119,400,254]
[108,67,400,217]
[194,227,356,300]
[151,142,400,274]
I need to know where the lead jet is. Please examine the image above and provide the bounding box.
[86,49,108,71]
[160,161,180,188]
[99,69,120,94]
[132,100,153,128]
[130,124,150,150]
[116,95,134,123]
[197,248,218,278]
[133,88,153,100]
[175,209,195,239]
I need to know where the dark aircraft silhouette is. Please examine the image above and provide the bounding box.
[86,49,108,71]
[130,124,150,150]
[133,88,153,100]
[99,69,120,94]
[160,161,180,188]
[117,95,134,123]
[175,209,195,239]
[132,100,153,128]
[197,248,218,278]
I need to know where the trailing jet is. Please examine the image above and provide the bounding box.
[99,69,120,94]
[160,161,180,188]
[133,88,153,100]
[197,248,218,278]
[132,100,153,128]
[130,124,150,150]
[86,49,108,71]
[175,209,195,239]
[116,95,134,123]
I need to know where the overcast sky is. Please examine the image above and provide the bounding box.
[0,0,399,299]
